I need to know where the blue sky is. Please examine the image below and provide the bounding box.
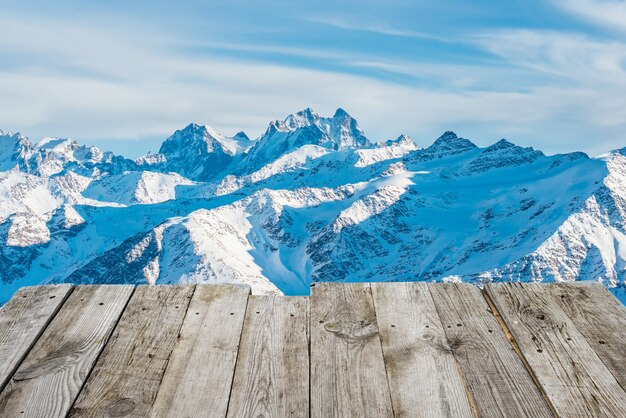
[1,0,626,157]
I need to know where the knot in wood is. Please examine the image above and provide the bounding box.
[323,320,379,342]
[437,334,465,354]
[105,397,136,417]
[521,307,564,330]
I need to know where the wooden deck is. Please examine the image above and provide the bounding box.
[0,282,625,417]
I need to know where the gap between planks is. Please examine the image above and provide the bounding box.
[371,282,475,418]
[482,288,559,418]
[0,285,75,394]
[152,284,249,418]
[0,285,135,417]
[68,285,196,417]
[486,283,626,417]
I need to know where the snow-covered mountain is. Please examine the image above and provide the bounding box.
[138,123,254,181]
[1,109,625,304]
[239,108,371,173]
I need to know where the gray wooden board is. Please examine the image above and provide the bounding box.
[152,284,250,418]
[486,282,626,417]
[430,283,553,418]
[0,285,134,417]
[227,295,309,418]
[371,283,474,417]
[546,282,626,390]
[310,282,394,418]
[68,285,195,418]
[0,285,73,393]
[1,282,623,418]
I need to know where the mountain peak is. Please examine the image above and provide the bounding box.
[0,130,33,150]
[482,138,543,158]
[1,130,27,141]
[385,134,416,148]
[333,108,350,119]
[180,123,223,138]
[427,131,476,155]
[439,131,458,141]
[0,131,34,171]
[244,108,371,172]
[486,138,517,151]
[466,138,544,173]
[284,108,320,130]
[158,124,235,181]
[180,122,201,132]
[234,131,249,141]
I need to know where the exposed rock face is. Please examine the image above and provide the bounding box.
[241,108,371,172]
[154,123,253,181]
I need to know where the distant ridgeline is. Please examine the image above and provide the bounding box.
[0,109,625,304]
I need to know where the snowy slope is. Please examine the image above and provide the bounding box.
[1,108,626,304]
[82,171,195,205]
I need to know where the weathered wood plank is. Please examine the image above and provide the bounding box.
[486,282,626,417]
[151,284,250,418]
[310,282,393,418]
[430,283,552,418]
[371,283,473,417]
[227,295,309,418]
[0,285,73,393]
[0,285,134,417]
[546,282,626,390]
[69,285,195,418]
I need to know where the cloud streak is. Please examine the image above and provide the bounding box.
[303,16,451,42]
[553,0,626,34]
[473,29,626,84]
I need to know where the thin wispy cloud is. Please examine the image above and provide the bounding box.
[473,30,626,83]
[185,40,350,61]
[553,0,626,34]
[303,16,451,42]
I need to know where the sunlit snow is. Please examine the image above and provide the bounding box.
[1,109,625,305]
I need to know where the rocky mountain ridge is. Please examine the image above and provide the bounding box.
[1,108,625,304]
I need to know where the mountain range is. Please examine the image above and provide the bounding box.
[1,108,625,304]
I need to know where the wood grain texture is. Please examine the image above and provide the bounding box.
[0,282,623,418]
[430,283,552,418]
[151,284,250,418]
[0,285,73,393]
[486,282,626,417]
[310,282,393,418]
[0,285,133,418]
[372,283,473,417]
[227,295,309,418]
[68,285,195,418]
[545,282,626,390]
